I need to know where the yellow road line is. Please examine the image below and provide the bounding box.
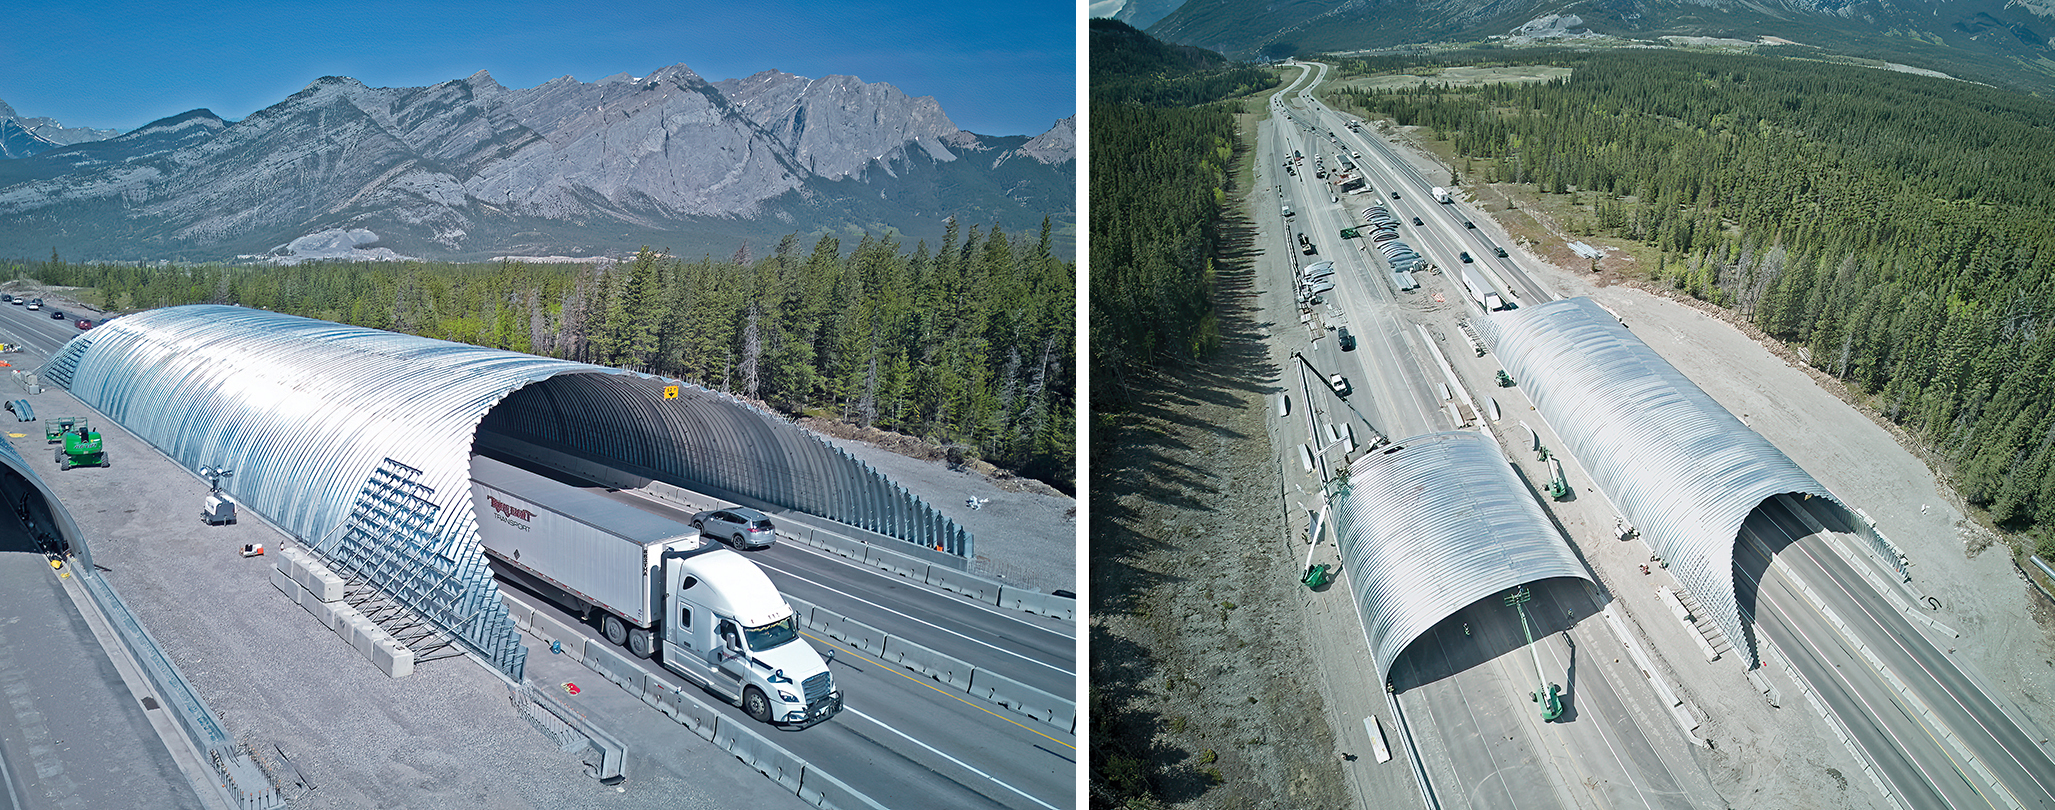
[803,630,1075,750]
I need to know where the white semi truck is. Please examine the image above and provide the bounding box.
[470,456,842,728]
[1432,186,1453,203]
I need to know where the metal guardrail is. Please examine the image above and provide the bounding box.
[74,564,282,808]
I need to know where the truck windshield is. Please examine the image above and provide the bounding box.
[744,615,799,651]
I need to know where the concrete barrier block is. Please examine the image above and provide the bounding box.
[345,615,381,658]
[500,597,535,633]
[998,586,1077,621]
[881,635,973,693]
[269,565,303,601]
[373,638,415,678]
[666,686,720,742]
[924,566,1002,603]
[298,567,344,603]
[584,643,641,693]
[713,718,804,794]
[528,612,587,664]
[967,668,1076,733]
[276,547,307,582]
[815,610,887,657]
[814,531,868,561]
[785,596,821,630]
[798,765,893,810]
[863,544,931,582]
[306,598,342,630]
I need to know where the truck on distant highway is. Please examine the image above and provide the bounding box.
[1461,268,1507,312]
[1432,187,1453,204]
[471,456,842,728]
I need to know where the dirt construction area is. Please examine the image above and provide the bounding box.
[1092,103,2055,810]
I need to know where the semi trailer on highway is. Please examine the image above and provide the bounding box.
[1461,268,1508,312]
[471,456,842,728]
[1432,187,1453,204]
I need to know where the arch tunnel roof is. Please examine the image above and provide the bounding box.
[43,304,969,679]
[1486,296,1848,665]
[1335,430,1592,682]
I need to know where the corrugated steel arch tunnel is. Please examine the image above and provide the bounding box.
[1486,296,1860,668]
[43,304,969,680]
[1335,430,1593,683]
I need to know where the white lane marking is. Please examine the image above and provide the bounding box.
[845,705,1061,810]
[757,557,1072,678]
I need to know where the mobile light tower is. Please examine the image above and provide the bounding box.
[1506,585,1563,721]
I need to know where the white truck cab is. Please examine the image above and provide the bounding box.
[660,547,842,727]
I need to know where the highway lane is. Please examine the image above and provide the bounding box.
[1269,68,1717,810]
[0,521,203,809]
[515,561,1075,810]
[573,481,1076,699]
[488,460,1074,809]
[1741,498,2055,808]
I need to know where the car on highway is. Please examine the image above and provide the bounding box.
[1391,192,1400,199]
[24,299,40,311]
[1338,327,1356,351]
[50,309,66,320]
[1494,246,1508,258]
[1412,217,1423,226]
[1464,221,1476,229]
[690,507,777,550]
[76,319,93,330]
[1460,252,1473,263]
[1328,374,1351,398]
[0,295,10,304]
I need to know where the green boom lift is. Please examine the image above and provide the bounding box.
[53,421,108,470]
[1506,586,1563,721]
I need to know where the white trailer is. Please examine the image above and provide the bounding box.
[1461,268,1507,312]
[472,456,842,727]
[1432,186,1453,203]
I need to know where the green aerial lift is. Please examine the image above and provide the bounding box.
[53,422,108,470]
[1506,586,1563,721]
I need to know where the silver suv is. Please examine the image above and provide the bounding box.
[691,507,777,549]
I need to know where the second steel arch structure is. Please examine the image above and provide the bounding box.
[1488,296,1851,667]
[45,305,970,680]
[1335,430,1592,681]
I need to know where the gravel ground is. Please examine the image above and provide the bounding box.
[799,419,1077,595]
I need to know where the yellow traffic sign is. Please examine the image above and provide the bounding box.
[662,384,679,399]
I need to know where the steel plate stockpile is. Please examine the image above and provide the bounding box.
[1488,296,1849,665]
[1335,430,1591,680]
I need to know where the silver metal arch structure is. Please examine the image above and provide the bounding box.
[44,305,970,680]
[1486,296,1850,666]
[1335,430,1592,682]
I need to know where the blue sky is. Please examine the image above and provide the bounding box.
[2,1,1076,136]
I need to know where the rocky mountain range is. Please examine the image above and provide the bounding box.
[0,67,1073,262]
[1141,0,2055,91]
[0,99,121,159]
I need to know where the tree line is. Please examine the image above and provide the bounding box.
[1089,17,1277,408]
[1330,49,2055,544]
[20,222,1075,490]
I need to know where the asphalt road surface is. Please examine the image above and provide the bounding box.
[1263,64,1720,810]
[0,521,202,809]
[1739,496,2055,809]
[503,463,1077,810]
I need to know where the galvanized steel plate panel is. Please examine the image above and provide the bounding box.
[1335,430,1591,681]
[1488,296,1845,664]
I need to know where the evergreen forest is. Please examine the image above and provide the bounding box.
[1090,17,1277,407]
[1330,49,2055,542]
[17,222,1075,490]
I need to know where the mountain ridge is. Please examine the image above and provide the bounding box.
[0,66,1073,262]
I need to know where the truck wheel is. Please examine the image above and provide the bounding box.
[743,686,773,723]
[627,628,653,659]
[601,614,629,648]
